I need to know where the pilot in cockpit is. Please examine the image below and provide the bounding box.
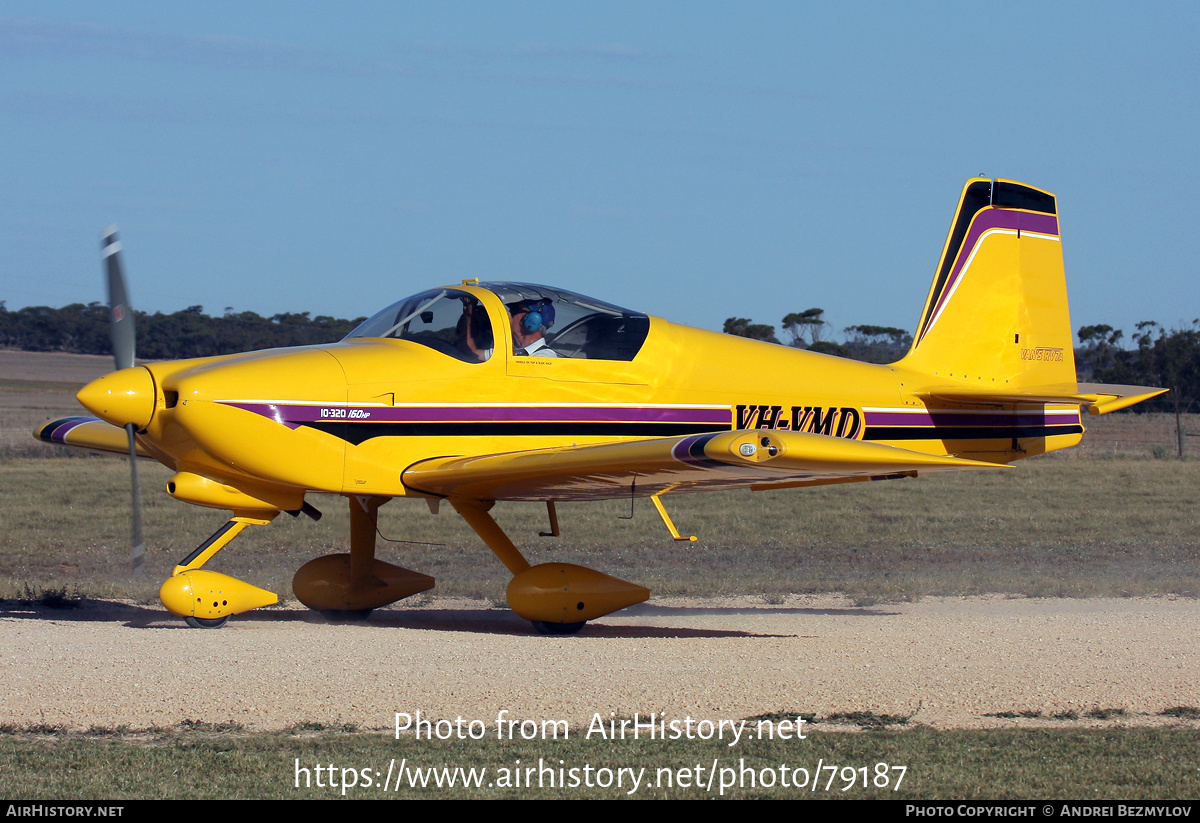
[507,299,558,357]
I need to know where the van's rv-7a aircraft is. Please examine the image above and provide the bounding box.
[37,178,1163,633]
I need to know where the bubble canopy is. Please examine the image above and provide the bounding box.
[345,282,650,362]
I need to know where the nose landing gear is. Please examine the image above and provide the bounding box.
[159,513,280,628]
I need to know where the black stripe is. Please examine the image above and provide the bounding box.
[920,180,993,341]
[866,425,1084,441]
[37,416,93,442]
[991,181,1056,215]
[688,432,721,461]
[307,421,728,445]
[179,521,239,567]
[673,432,729,470]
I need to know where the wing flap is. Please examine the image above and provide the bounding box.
[402,429,1005,501]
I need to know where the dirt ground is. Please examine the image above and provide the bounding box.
[1,594,1196,733]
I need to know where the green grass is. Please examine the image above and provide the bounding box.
[3,723,1199,799]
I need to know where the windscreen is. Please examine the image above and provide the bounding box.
[345,289,494,363]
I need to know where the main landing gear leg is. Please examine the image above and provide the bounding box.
[322,496,384,621]
[159,513,280,628]
[450,498,649,636]
[291,496,435,619]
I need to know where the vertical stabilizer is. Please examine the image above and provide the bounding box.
[898,179,1076,389]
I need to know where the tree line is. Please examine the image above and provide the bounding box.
[723,308,913,364]
[0,302,365,361]
[1076,321,1200,406]
[725,309,1200,406]
[2,300,1195,405]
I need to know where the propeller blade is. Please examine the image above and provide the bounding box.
[101,225,145,576]
[102,225,135,372]
[125,423,145,577]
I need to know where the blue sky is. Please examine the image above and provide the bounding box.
[2,2,1197,342]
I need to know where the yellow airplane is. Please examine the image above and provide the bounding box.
[35,178,1164,633]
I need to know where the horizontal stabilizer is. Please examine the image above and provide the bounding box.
[402,429,1006,502]
[1075,383,1169,415]
[920,383,1167,415]
[34,417,153,457]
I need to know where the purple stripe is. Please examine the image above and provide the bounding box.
[923,209,1060,343]
[671,433,725,469]
[48,417,93,443]
[221,402,730,425]
[865,410,1080,427]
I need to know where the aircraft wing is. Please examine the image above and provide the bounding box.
[402,429,1006,502]
[34,416,154,458]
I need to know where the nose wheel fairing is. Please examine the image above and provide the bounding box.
[160,515,280,624]
[160,570,277,622]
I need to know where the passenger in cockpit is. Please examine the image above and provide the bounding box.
[456,297,494,362]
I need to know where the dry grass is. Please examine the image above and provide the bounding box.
[0,350,114,455]
[2,454,1198,604]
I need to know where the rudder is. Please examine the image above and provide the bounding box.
[898,178,1076,389]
